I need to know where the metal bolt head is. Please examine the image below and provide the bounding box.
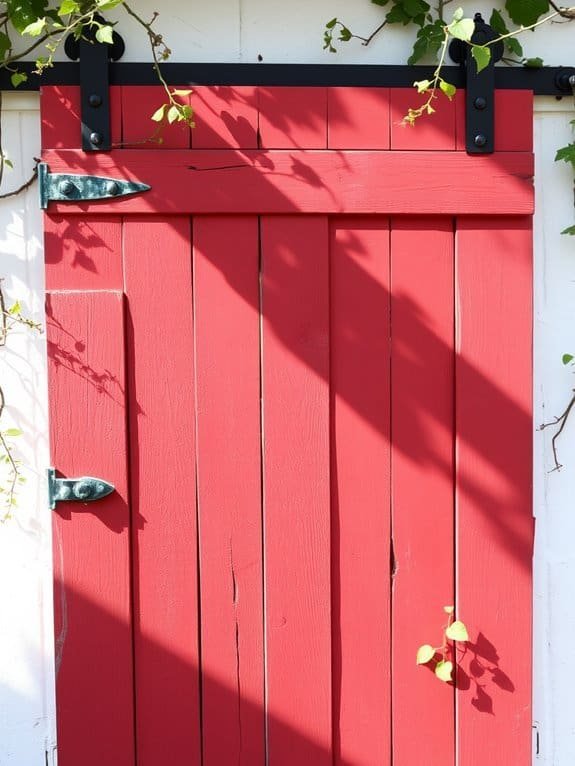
[474,134,487,148]
[89,94,102,108]
[473,96,487,110]
[105,181,120,196]
[90,132,103,146]
[73,480,93,500]
[58,179,75,196]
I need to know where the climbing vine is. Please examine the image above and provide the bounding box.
[416,606,469,682]
[0,280,42,520]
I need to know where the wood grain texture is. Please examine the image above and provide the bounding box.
[47,290,134,766]
[261,216,332,766]
[121,85,191,148]
[330,218,391,766]
[391,87,456,150]
[258,87,328,148]
[193,216,264,766]
[44,214,123,291]
[191,86,258,148]
[456,217,533,766]
[391,217,455,766]
[123,216,201,766]
[42,149,534,216]
[327,88,390,149]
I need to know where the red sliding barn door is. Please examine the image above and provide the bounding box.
[42,84,533,766]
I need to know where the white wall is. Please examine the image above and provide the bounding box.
[0,91,56,766]
[0,2,574,764]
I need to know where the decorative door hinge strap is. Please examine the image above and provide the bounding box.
[38,162,151,208]
[64,16,125,151]
[449,12,504,155]
[47,467,115,510]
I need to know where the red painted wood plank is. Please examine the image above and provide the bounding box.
[330,218,391,765]
[41,85,121,149]
[261,216,331,766]
[123,217,201,766]
[456,217,532,766]
[41,86,81,149]
[121,86,192,148]
[455,90,533,151]
[193,216,264,766]
[258,87,328,148]
[327,88,390,149]
[47,289,134,766]
[42,149,534,216]
[391,87,456,149]
[44,214,123,291]
[191,86,258,148]
[391,218,455,766]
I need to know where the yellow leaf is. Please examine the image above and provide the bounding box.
[435,660,453,682]
[416,644,435,665]
[151,105,167,122]
[444,605,455,614]
[446,620,469,642]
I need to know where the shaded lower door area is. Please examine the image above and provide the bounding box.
[43,85,533,766]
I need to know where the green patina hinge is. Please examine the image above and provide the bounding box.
[47,467,115,510]
[39,162,150,209]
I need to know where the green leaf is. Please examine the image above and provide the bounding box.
[6,0,49,34]
[413,79,431,94]
[325,17,337,29]
[471,45,491,73]
[435,660,453,682]
[523,57,544,68]
[0,31,11,60]
[4,428,23,437]
[447,13,475,42]
[151,104,167,122]
[439,79,456,99]
[96,0,124,8]
[10,71,28,88]
[95,25,114,45]
[386,5,411,25]
[505,0,549,27]
[555,143,575,165]
[22,16,46,36]
[57,0,78,15]
[507,36,523,58]
[416,644,436,664]
[167,105,180,124]
[446,620,469,642]
[8,301,21,314]
[371,0,391,5]
[402,0,430,18]
[561,225,575,236]
[489,8,508,35]
[562,354,574,365]
[3,158,13,169]
[339,26,352,42]
[171,89,192,97]
[407,19,444,64]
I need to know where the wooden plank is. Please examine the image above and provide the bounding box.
[193,216,264,766]
[44,214,123,291]
[258,87,327,148]
[391,87,456,150]
[330,218,391,765]
[455,90,533,152]
[42,150,534,216]
[121,86,192,148]
[391,217,455,766]
[456,217,533,766]
[327,88,390,149]
[47,289,134,766]
[261,216,331,766]
[191,86,258,148]
[41,86,81,149]
[123,216,201,766]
